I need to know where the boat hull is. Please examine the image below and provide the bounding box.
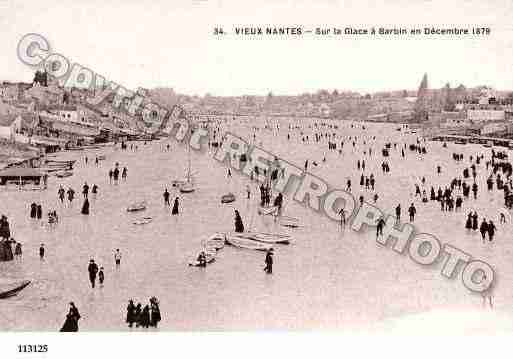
[225,234,274,250]
[0,280,31,299]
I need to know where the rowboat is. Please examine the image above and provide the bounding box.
[133,217,153,225]
[127,202,147,212]
[221,192,236,203]
[225,234,273,251]
[257,206,278,215]
[228,231,291,245]
[179,182,195,193]
[188,250,216,267]
[55,170,73,178]
[0,280,31,299]
[279,216,301,228]
[203,232,226,251]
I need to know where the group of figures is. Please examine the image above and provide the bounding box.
[126,297,161,329]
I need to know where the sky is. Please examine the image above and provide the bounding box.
[0,0,512,96]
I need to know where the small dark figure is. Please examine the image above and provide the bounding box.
[139,305,150,328]
[150,297,161,328]
[264,249,274,274]
[39,244,45,260]
[408,203,416,222]
[126,300,136,328]
[376,217,386,237]
[81,198,90,215]
[88,259,98,288]
[171,197,179,215]
[98,267,104,286]
[163,189,170,206]
[234,210,244,233]
[60,302,80,332]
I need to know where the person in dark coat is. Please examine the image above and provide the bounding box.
[264,249,273,274]
[479,219,488,241]
[472,212,478,231]
[134,303,142,327]
[171,197,179,215]
[0,215,10,239]
[465,212,472,230]
[88,259,98,288]
[36,204,43,219]
[98,267,104,286]
[81,198,90,215]
[487,221,496,241]
[408,203,416,222]
[30,203,37,218]
[60,302,80,332]
[67,188,75,203]
[126,300,136,328]
[234,210,244,233]
[82,182,89,199]
[139,305,150,328]
[163,189,170,206]
[150,297,161,328]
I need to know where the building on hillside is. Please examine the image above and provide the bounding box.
[467,109,505,123]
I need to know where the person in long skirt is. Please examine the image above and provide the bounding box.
[126,300,136,328]
[60,302,80,332]
[81,198,90,215]
[30,203,37,218]
[150,297,161,328]
[139,305,150,328]
[171,197,179,215]
[465,212,472,230]
[234,210,244,233]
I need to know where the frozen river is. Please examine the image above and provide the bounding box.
[1,118,513,331]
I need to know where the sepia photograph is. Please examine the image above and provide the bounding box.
[0,0,512,357]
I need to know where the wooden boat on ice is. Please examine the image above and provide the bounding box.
[279,216,301,228]
[257,205,278,215]
[55,170,73,178]
[0,280,31,299]
[127,201,147,212]
[225,234,273,251]
[133,217,153,225]
[188,250,216,267]
[221,192,236,203]
[227,231,291,245]
[203,232,226,251]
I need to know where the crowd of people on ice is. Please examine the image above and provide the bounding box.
[126,297,162,329]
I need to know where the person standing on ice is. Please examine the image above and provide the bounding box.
[472,212,478,231]
[408,203,416,222]
[58,186,65,203]
[479,219,488,242]
[264,249,273,274]
[88,259,98,288]
[338,207,346,226]
[376,217,386,238]
[171,197,179,215]
[234,210,244,233]
[67,187,75,204]
[114,249,122,268]
[395,204,401,222]
[487,221,496,242]
[163,188,170,206]
[82,182,89,199]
